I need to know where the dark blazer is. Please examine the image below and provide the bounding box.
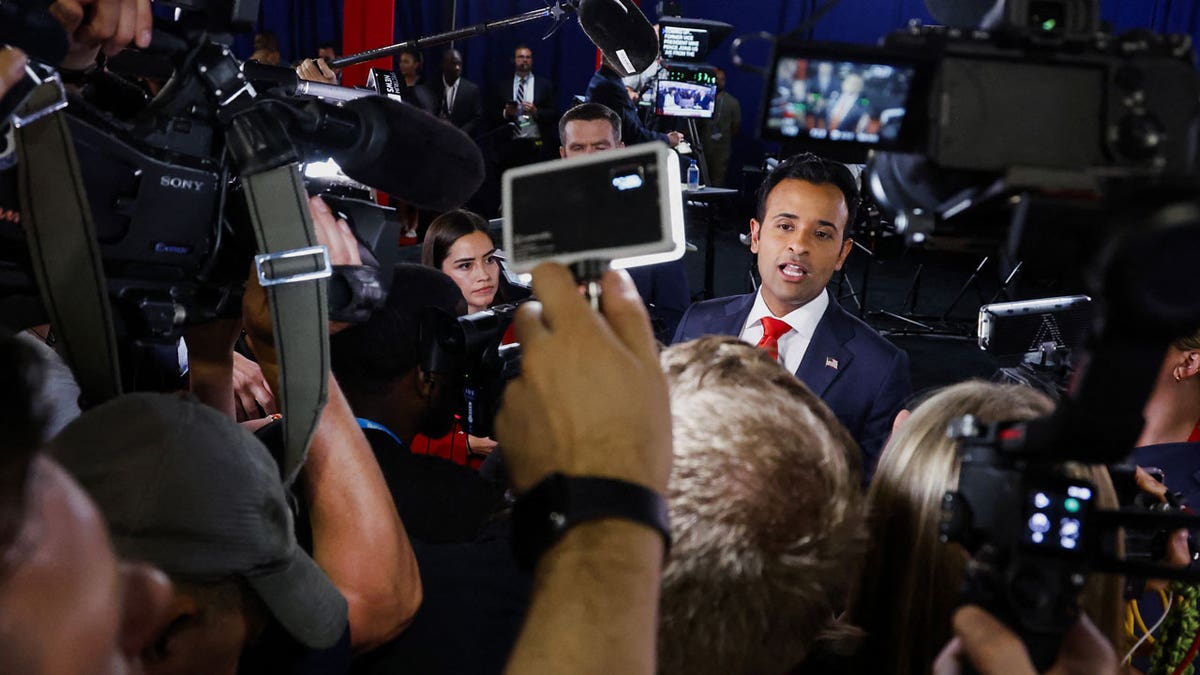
[491,74,558,143]
[585,66,669,146]
[429,77,483,138]
[672,291,912,477]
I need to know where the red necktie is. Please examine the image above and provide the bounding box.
[756,316,792,362]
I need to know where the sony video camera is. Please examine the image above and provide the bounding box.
[0,0,407,348]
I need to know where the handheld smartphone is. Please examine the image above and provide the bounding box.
[501,143,685,273]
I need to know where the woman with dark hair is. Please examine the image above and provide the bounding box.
[422,209,506,314]
[415,210,512,467]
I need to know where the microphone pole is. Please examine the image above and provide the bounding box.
[328,0,578,69]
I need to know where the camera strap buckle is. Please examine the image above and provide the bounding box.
[12,66,68,129]
[254,245,332,287]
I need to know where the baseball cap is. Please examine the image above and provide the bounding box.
[49,392,348,649]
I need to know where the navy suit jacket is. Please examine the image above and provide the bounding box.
[491,75,558,143]
[672,291,912,477]
[429,77,483,138]
[585,67,670,147]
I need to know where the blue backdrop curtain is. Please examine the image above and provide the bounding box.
[249,0,1200,172]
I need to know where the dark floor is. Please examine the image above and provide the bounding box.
[679,202,1009,396]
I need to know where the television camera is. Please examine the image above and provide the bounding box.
[752,0,1200,667]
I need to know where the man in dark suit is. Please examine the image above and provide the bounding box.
[585,60,684,148]
[492,44,558,169]
[672,153,911,476]
[431,48,482,138]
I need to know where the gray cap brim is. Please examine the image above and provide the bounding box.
[247,548,349,649]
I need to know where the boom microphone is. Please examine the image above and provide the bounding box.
[242,60,376,102]
[576,0,661,76]
[280,95,485,212]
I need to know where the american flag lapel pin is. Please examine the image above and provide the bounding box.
[825,357,839,370]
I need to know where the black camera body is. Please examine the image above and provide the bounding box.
[940,417,1106,668]
[0,9,401,345]
[762,15,1200,213]
[422,303,523,440]
[881,24,1199,183]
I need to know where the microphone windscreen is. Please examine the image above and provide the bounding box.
[577,0,660,76]
[335,96,484,212]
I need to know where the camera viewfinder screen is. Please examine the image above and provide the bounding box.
[1023,483,1092,556]
[655,70,717,119]
[766,56,916,146]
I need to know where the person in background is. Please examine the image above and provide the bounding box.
[586,58,683,148]
[396,47,437,114]
[250,30,281,65]
[493,44,558,170]
[698,67,741,187]
[421,210,512,315]
[558,102,691,343]
[415,209,530,468]
[432,48,482,137]
[1134,328,1200,504]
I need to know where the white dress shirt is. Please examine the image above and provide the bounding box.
[443,76,461,114]
[738,289,830,372]
[512,73,535,102]
[512,73,540,139]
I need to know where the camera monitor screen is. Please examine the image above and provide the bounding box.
[502,143,685,273]
[1023,480,1094,557]
[762,45,926,150]
[654,68,717,119]
[660,24,709,62]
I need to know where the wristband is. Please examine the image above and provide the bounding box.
[511,472,671,572]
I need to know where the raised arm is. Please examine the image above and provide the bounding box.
[498,264,672,674]
[242,195,421,652]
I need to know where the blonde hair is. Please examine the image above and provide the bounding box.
[657,337,867,674]
[846,380,1124,675]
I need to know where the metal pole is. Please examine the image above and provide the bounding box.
[329,4,572,69]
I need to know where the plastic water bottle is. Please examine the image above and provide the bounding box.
[687,160,700,191]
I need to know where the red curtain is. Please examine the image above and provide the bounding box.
[342,0,396,87]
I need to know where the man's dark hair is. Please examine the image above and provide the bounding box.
[558,102,622,145]
[330,264,466,398]
[514,43,532,56]
[317,41,338,54]
[755,153,860,236]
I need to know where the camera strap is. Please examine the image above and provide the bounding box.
[241,164,331,487]
[13,70,123,406]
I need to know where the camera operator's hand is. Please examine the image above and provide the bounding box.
[932,605,1118,675]
[0,47,28,98]
[232,352,278,421]
[667,131,684,148]
[296,58,338,85]
[51,0,153,71]
[496,263,671,494]
[309,195,361,335]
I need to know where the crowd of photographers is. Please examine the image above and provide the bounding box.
[5,2,1200,674]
